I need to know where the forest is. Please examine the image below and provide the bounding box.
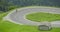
[0,0,60,12]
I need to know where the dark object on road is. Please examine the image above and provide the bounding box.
[38,25,52,31]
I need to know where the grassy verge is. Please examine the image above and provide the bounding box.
[26,12,60,22]
[1,20,60,32]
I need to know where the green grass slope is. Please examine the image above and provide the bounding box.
[26,12,60,22]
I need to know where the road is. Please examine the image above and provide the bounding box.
[3,6,60,27]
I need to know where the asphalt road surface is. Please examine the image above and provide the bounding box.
[3,6,60,27]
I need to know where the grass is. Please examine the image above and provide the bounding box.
[0,7,60,32]
[0,21,38,32]
[26,12,60,22]
[1,21,60,32]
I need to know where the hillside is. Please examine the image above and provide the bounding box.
[0,0,60,12]
[8,0,60,7]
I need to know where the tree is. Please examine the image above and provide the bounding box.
[0,0,8,12]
